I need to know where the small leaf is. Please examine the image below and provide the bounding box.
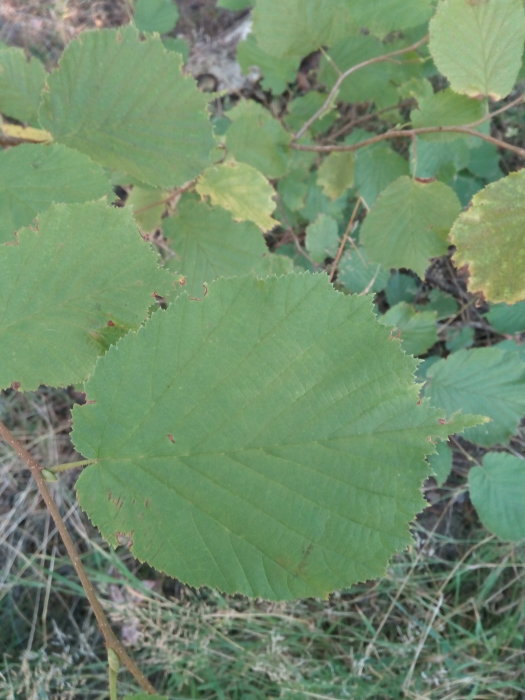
[305,214,339,263]
[237,35,298,95]
[0,202,170,390]
[163,196,268,295]
[486,301,525,334]
[0,143,112,243]
[360,176,461,278]
[337,248,389,294]
[196,160,277,232]
[379,302,439,356]
[429,0,525,99]
[317,152,355,200]
[0,47,46,124]
[252,0,355,58]
[39,27,214,187]
[469,453,525,541]
[450,170,525,304]
[73,273,463,600]
[428,441,453,486]
[355,145,409,208]
[424,347,525,447]
[225,101,290,178]
[350,0,433,36]
[411,88,485,142]
[134,0,179,34]
[127,185,167,232]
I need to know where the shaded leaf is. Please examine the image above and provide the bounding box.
[225,101,290,178]
[379,302,439,356]
[252,0,355,58]
[350,0,433,36]
[360,176,461,277]
[127,185,167,232]
[134,0,179,34]
[237,35,298,94]
[429,0,525,99]
[450,170,525,304]
[411,88,485,142]
[337,248,389,294]
[0,143,112,243]
[428,441,453,486]
[469,453,525,541]
[0,47,46,124]
[486,301,525,334]
[196,160,277,232]
[73,273,464,600]
[424,347,525,447]
[163,196,268,295]
[39,27,214,187]
[355,145,409,208]
[0,202,170,390]
[317,152,355,200]
[305,214,339,263]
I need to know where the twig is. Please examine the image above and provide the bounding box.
[328,197,362,282]
[293,35,429,141]
[291,95,525,159]
[0,420,156,696]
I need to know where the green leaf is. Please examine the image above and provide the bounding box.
[411,88,485,142]
[350,0,433,36]
[318,35,403,109]
[0,143,112,243]
[127,185,167,232]
[73,273,460,600]
[445,325,475,352]
[450,170,525,304]
[429,0,525,99]
[163,196,268,295]
[124,695,168,700]
[252,0,355,58]
[317,152,355,200]
[337,248,389,294]
[218,0,253,8]
[355,145,409,208]
[0,47,46,124]
[39,27,214,188]
[237,35,298,95]
[196,160,277,232]
[284,92,337,137]
[379,302,439,356]
[0,202,170,391]
[360,176,461,278]
[486,301,525,334]
[225,101,290,178]
[469,453,525,541]
[411,137,470,180]
[134,0,179,34]
[415,289,459,320]
[424,347,525,447]
[428,441,453,486]
[305,214,339,263]
[385,272,420,307]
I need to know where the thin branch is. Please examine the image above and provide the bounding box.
[328,197,362,283]
[293,34,429,141]
[0,421,156,696]
[291,95,525,159]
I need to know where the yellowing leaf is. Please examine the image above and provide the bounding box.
[317,152,355,200]
[450,170,525,304]
[196,160,277,232]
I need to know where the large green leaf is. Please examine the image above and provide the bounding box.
[163,196,268,295]
[450,170,525,304]
[469,453,525,541]
[424,347,525,447]
[196,160,277,232]
[225,101,290,179]
[0,47,46,124]
[73,273,461,600]
[252,0,355,58]
[429,0,525,99]
[0,143,112,243]
[39,27,214,187]
[360,177,461,277]
[0,202,170,391]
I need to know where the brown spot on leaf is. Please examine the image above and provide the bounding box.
[11,381,21,390]
[167,434,176,443]
[115,531,133,547]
